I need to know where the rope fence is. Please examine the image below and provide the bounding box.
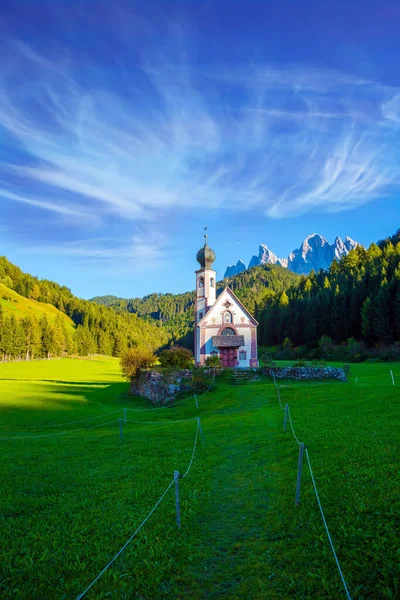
[0,419,120,441]
[269,373,352,599]
[0,409,122,430]
[75,418,201,599]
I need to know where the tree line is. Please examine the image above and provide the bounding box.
[258,229,400,348]
[0,256,170,359]
[92,264,300,345]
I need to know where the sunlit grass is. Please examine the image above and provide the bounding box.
[0,358,398,599]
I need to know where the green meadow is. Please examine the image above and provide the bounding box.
[0,358,399,599]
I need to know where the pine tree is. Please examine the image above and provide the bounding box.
[361,297,374,346]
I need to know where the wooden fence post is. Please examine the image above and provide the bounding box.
[174,470,181,528]
[295,444,306,506]
[197,417,203,442]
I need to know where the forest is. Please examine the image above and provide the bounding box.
[92,264,300,346]
[0,256,169,360]
[258,229,400,349]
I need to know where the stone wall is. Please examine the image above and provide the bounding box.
[263,366,347,381]
[129,369,192,406]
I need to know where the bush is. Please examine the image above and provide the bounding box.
[158,346,193,369]
[263,355,276,367]
[191,365,211,393]
[120,347,157,380]
[204,354,222,372]
[293,358,308,367]
[310,358,326,367]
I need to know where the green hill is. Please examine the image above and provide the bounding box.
[92,264,301,346]
[0,255,170,359]
[0,283,75,333]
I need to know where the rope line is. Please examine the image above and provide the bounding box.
[125,417,198,425]
[75,418,201,599]
[75,478,175,600]
[182,420,200,478]
[0,420,119,441]
[0,409,122,430]
[196,374,215,398]
[287,407,302,446]
[272,374,352,598]
[305,448,352,600]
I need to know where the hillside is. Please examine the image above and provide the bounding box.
[0,283,75,333]
[92,264,301,345]
[0,256,170,359]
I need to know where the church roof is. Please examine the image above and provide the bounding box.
[197,286,259,327]
[212,335,244,347]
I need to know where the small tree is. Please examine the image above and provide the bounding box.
[120,347,157,380]
[318,335,334,356]
[158,346,193,369]
[346,337,360,358]
[282,337,293,349]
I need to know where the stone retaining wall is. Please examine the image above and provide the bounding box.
[263,366,346,381]
[129,369,192,405]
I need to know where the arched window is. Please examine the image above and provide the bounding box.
[221,327,235,336]
[210,277,215,287]
[224,311,232,324]
[199,277,204,288]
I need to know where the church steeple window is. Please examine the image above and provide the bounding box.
[199,277,204,288]
[210,277,215,287]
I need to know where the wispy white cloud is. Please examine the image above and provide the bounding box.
[14,231,170,271]
[0,189,90,217]
[0,36,400,231]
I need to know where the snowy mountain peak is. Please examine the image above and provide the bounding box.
[223,234,360,278]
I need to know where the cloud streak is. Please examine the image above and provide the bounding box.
[0,33,400,236]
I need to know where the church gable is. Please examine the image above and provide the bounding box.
[197,287,258,328]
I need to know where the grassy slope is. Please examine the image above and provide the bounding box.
[0,359,399,599]
[0,282,74,332]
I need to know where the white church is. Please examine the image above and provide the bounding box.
[194,234,259,368]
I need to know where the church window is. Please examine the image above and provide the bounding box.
[210,277,215,287]
[239,350,247,360]
[199,277,204,288]
[221,327,235,336]
[224,311,232,323]
[199,312,203,319]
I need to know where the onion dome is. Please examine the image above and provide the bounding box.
[196,233,216,268]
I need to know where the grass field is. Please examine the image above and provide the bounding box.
[0,358,399,599]
[0,283,74,331]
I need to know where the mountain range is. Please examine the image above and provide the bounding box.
[224,234,359,278]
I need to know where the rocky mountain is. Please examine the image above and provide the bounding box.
[223,234,359,277]
[224,259,247,278]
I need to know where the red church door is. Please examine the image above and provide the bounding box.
[220,348,237,367]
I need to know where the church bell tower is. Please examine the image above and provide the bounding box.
[195,231,216,362]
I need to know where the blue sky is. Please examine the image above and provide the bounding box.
[1,0,400,299]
